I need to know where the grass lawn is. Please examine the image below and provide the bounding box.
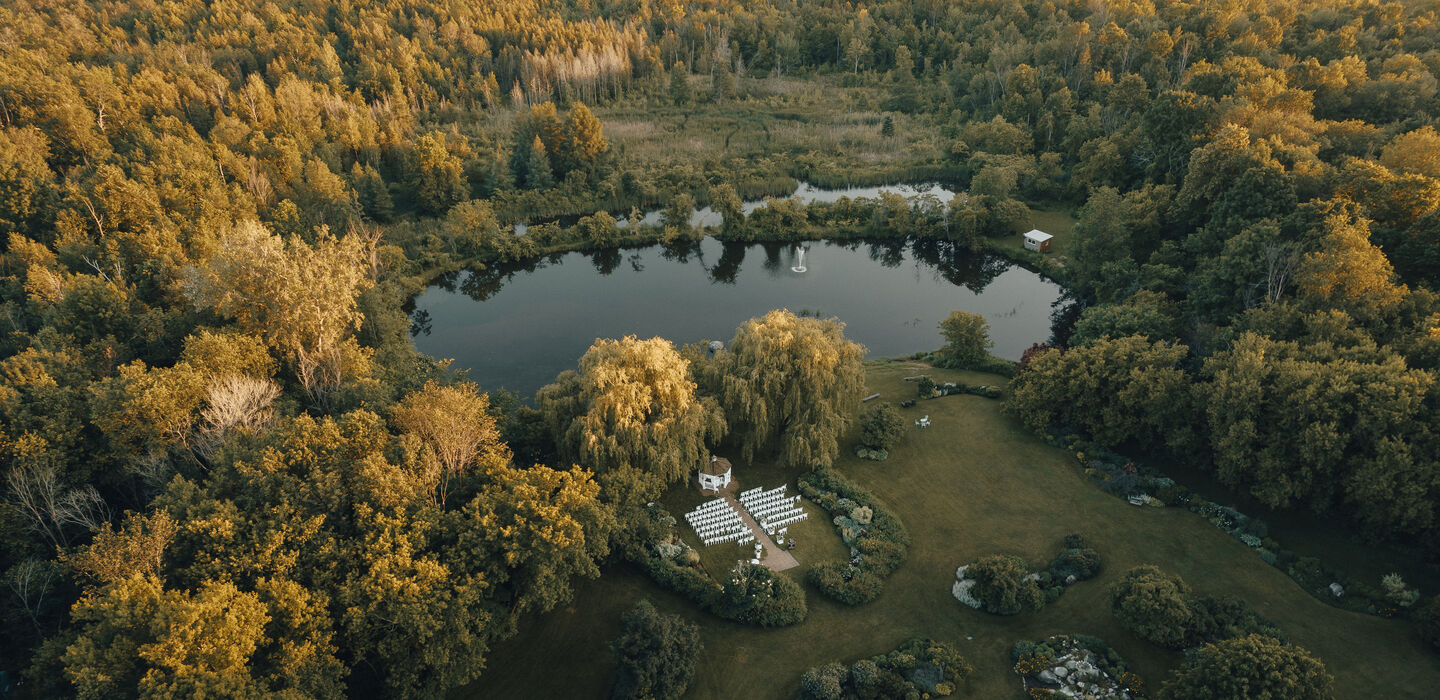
[462,362,1440,699]
[990,204,1076,261]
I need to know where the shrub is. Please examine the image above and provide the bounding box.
[1047,547,1102,582]
[717,563,808,627]
[916,376,936,398]
[1188,595,1284,644]
[799,466,910,605]
[1109,565,1193,647]
[800,663,847,700]
[798,639,969,700]
[1160,635,1333,700]
[860,402,906,450]
[609,600,701,700]
[967,555,1044,615]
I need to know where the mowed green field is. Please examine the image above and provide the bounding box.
[462,362,1440,699]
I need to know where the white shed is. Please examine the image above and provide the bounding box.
[698,456,732,491]
[1022,229,1053,253]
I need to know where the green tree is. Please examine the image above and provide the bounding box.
[1069,291,1180,346]
[565,102,608,174]
[1006,337,1194,451]
[709,183,745,237]
[350,163,394,222]
[412,133,468,216]
[448,463,615,624]
[1109,565,1194,648]
[936,310,992,369]
[1069,187,1135,300]
[669,63,691,106]
[60,575,301,699]
[523,136,555,189]
[966,555,1043,615]
[881,115,895,137]
[710,310,865,469]
[1160,635,1334,700]
[859,403,905,450]
[1199,332,1435,520]
[536,336,724,505]
[608,600,701,700]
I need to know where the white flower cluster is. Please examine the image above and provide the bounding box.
[952,565,983,609]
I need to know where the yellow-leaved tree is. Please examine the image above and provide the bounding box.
[537,335,725,504]
[186,221,374,405]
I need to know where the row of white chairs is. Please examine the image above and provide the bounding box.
[748,499,800,518]
[762,512,808,533]
[760,512,805,528]
[739,486,787,505]
[693,519,743,531]
[702,530,749,546]
[689,499,730,515]
[741,493,795,509]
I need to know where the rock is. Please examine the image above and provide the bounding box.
[1065,574,1078,585]
[1052,666,1068,678]
[1330,582,1344,597]
[1038,670,1057,683]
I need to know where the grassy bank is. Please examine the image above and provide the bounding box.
[462,362,1440,699]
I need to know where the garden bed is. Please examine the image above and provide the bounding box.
[798,465,910,605]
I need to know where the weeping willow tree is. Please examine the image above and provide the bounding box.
[713,310,865,469]
[536,335,725,504]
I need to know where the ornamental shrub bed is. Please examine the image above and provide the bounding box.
[799,638,972,700]
[625,506,806,627]
[799,466,910,605]
[1041,428,1408,620]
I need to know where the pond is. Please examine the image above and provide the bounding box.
[411,237,1063,398]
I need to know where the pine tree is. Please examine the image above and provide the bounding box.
[881,115,895,137]
[669,63,691,106]
[525,136,555,189]
[351,163,394,222]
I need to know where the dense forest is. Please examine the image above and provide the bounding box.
[3,0,1440,696]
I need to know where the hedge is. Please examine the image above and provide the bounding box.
[799,465,910,605]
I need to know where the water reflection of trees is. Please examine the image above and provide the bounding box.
[418,237,1016,333]
[708,242,746,284]
[908,239,1008,293]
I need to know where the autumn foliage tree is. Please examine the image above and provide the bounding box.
[392,380,511,505]
[186,221,375,404]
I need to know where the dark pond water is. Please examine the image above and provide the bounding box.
[411,237,1064,398]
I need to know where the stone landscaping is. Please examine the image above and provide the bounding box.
[1012,635,1142,699]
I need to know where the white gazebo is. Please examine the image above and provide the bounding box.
[698,456,733,491]
[1023,229,1054,253]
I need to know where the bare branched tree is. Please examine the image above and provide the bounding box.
[6,460,67,547]
[196,374,281,459]
[7,559,57,632]
[54,485,111,533]
[1265,242,1298,304]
